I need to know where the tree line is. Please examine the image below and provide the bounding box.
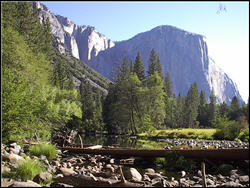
[103,50,249,135]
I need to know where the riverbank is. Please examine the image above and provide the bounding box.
[1,140,249,187]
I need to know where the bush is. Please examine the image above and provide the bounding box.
[15,157,45,181]
[214,116,241,140]
[29,144,58,160]
[237,127,249,142]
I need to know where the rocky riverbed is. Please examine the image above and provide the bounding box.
[1,139,249,187]
[159,138,249,149]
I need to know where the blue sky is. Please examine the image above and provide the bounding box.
[43,1,249,103]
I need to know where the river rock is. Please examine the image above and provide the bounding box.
[60,167,77,176]
[145,168,155,174]
[181,170,186,177]
[206,178,215,185]
[33,172,52,183]
[10,148,20,155]
[239,175,249,183]
[2,166,11,174]
[221,181,243,187]
[143,174,151,181]
[9,180,42,187]
[124,168,142,181]
[3,153,24,163]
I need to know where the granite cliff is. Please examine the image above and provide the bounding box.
[34,2,244,104]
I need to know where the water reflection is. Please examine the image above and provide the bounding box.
[76,134,139,148]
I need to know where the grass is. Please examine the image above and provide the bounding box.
[138,128,216,140]
[3,157,46,181]
[136,139,166,149]
[29,144,58,160]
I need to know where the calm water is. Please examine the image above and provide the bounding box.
[76,134,143,148]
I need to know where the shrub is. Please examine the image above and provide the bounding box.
[214,116,241,140]
[29,144,57,160]
[237,127,249,142]
[15,157,45,181]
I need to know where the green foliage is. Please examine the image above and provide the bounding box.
[29,144,58,160]
[175,156,196,170]
[80,79,104,133]
[15,157,46,181]
[148,49,163,78]
[184,83,200,128]
[133,52,145,81]
[164,72,174,98]
[214,116,243,140]
[236,126,249,142]
[146,72,166,128]
[154,158,167,166]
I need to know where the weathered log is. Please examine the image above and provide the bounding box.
[85,145,103,149]
[53,174,145,187]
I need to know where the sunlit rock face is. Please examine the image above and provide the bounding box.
[89,25,243,104]
[33,2,115,61]
[34,2,243,104]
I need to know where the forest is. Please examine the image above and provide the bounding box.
[2,2,249,144]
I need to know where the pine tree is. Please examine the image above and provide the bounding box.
[229,96,241,120]
[219,101,228,117]
[155,56,163,78]
[116,57,130,81]
[146,72,166,129]
[133,52,145,81]
[184,83,200,128]
[130,60,134,73]
[208,88,219,126]
[197,90,209,127]
[176,93,185,128]
[148,49,158,76]
[164,72,174,97]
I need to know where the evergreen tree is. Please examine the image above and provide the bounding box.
[148,49,158,76]
[146,72,166,128]
[176,93,185,128]
[130,60,134,73]
[164,72,174,97]
[219,101,229,117]
[164,96,177,128]
[133,52,145,81]
[148,49,163,78]
[229,96,241,120]
[155,56,163,78]
[197,90,209,127]
[208,88,219,126]
[184,83,200,128]
[116,57,130,81]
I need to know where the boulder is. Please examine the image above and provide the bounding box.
[144,168,155,174]
[3,153,24,164]
[60,167,77,176]
[239,175,249,183]
[124,168,142,181]
[9,180,42,187]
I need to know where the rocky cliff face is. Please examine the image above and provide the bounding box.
[89,25,243,104]
[33,2,115,62]
[34,2,244,104]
